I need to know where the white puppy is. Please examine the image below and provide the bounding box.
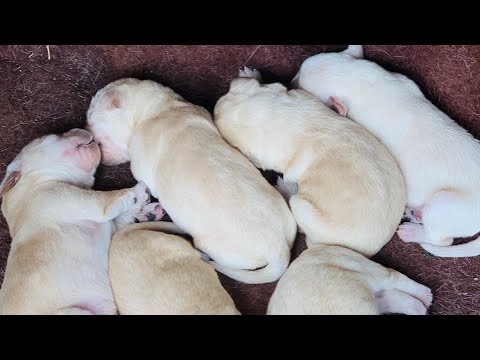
[0,129,163,314]
[294,45,480,257]
[267,244,433,315]
[214,68,406,257]
[110,221,240,315]
[86,78,297,284]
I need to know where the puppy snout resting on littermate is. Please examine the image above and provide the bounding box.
[0,128,163,315]
[87,78,296,284]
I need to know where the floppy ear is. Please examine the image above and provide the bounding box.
[328,96,348,117]
[342,45,364,59]
[106,90,124,110]
[0,163,22,198]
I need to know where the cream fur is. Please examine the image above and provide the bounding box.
[267,244,432,315]
[0,129,155,314]
[109,221,240,315]
[87,78,296,284]
[294,45,480,257]
[214,69,406,257]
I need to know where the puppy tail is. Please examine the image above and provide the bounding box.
[420,235,480,258]
[343,45,364,59]
[209,245,290,284]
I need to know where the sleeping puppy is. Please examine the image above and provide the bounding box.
[293,45,480,257]
[213,68,406,257]
[110,221,240,315]
[86,78,296,284]
[0,128,163,315]
[267,244,432,315]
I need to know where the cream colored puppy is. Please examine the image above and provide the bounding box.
[214,68,406,257]
[0,128,163,315]
[267,244,433,315]
[293,45,480,257]
[86,78,296,284]
[110,221,240,315]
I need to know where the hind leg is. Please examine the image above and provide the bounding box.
[384,269,433,309]
[398,191,476,246]
[289,195,323,246]
[357,261,432,310]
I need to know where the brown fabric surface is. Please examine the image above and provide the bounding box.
[1,45,480,315]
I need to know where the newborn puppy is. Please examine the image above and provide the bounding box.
[0,129,163,315]
[267,244,432,315]
[86,78,296,284]
[293,45,480,257]
[110,221,240,315]
[214,68,406,257]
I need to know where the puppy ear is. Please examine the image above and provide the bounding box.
[106,90,124,110]
[0,163,22,198]
[342,45,364,59]
[328,96,348,117]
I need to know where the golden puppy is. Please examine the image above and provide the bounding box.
[213,67,406,257]
[109,221,240,315]
[86,78,296,284]
[0,129,162,315]
[267,244,433,315]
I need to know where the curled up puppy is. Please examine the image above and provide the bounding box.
[213,67,406,257]
[293,45,480,257]
[0,129,163,315]
[267,244,433,315]
[87,78,296,284]
[109,222,240,314]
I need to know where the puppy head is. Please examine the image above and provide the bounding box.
[0,128,101,198]
[87,78,168,166]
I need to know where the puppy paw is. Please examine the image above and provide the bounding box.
[405,299,429,315]
[134,202,165,223]
[403,207,423,224]
[239,66,263,81]
[414,285,433,308]
[128,181,151,211]
[275,176,298,202]
[397,223,426,243]
[376,290,428,315]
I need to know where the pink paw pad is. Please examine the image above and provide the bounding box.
[134,202,165,223]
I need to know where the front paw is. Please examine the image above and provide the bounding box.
[134,202,165,223]
[128,181,151,210]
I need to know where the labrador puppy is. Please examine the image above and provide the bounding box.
[293,45,480,257]
[110,221,240,314]
[213,68,406,257]
[0,129,162,314]
[267,244,433,315]
[86,78,296,284]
